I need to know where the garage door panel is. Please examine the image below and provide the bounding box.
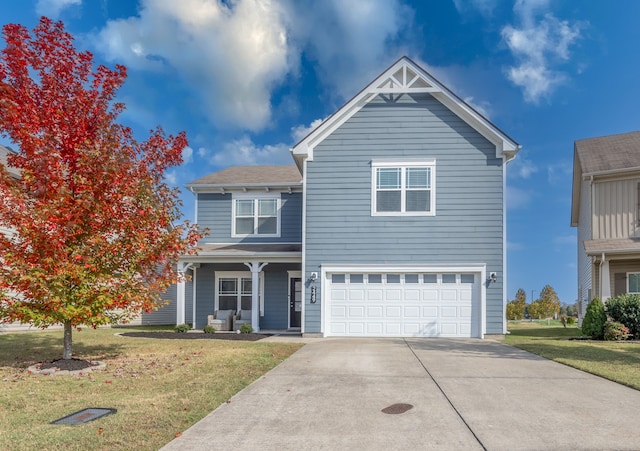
[331,306,347,318]
[385,289,402,301]
[326,271,479,338]
[404,289,420,301]
[404,306,420,318]
[386,306,402,317]
[332,289,347,301]
[440,306,457,318]
[422,289,438,301]
[422,306,438,318]
[440,289,458,301]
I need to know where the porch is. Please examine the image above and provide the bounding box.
[176,243,302,332]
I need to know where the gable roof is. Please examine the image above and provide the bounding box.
[571,131,640,227]
[574,131,640,175]
[186,165,302,192]
[291,56,520,168]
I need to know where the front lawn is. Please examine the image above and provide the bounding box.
[505,321,640,390]
[0,327,302,450]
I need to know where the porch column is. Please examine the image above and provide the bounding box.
[601,253,611,301]
[244,261,268,332]
[176,262,192,326]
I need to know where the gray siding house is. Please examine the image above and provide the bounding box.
[571,131,640,319]
[171,57,520,338]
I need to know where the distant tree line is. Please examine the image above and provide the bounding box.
[506,285,574,320]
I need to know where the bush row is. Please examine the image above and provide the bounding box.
[582,294,640,340]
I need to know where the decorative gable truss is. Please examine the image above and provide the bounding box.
[292,57,520,166]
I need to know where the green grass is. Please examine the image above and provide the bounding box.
[0,327,303,450]
[505,321,640,390]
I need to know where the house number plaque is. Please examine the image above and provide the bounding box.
[310,286,317,303]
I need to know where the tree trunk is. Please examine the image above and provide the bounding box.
[63,321,73,360]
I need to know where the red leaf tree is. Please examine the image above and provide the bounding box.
[0,18,203,359]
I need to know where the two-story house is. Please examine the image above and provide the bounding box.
[164,56,520,338]
[571,131,640,317]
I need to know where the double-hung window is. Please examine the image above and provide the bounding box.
[372,161,435,215]
[628,273,640,294]
[233,196,280,237]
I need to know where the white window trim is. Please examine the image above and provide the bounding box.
[627,272,640,294]
[231,193,281,238]
[214,271,265,316]
[371,160,436,216]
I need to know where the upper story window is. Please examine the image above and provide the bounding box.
[232,195,280,237]
[372,160,435,216]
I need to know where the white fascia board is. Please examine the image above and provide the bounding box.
[180,253,301,264]
[187,182,303,193]
[291,56,519,161]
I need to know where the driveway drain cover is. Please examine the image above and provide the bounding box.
[382,403,413,414]
[51,408,117,425]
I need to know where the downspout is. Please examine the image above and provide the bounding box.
[599,252,604,299]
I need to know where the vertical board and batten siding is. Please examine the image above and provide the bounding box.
[197,192,302,244]
[304,93,505,334]
[577,178,593,313]
[592,178,640,239]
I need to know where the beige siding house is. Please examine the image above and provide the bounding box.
[571,131,640,318]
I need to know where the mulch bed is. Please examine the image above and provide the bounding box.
[119,331,272,341]
[37,358,102,372]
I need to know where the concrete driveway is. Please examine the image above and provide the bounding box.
[162,338,640,451]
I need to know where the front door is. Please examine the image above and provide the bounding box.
[290,278,302,328]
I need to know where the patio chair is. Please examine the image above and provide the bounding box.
[207,309,235,331]
[232,309,252,331]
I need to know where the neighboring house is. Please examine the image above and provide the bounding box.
[0,144,36,332]
[571,131,640,318]
[162,56,521,338]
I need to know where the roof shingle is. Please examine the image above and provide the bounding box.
[575,131,640,174]
[187,165,302,186]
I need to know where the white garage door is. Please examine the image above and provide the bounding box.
[325,271,480,338]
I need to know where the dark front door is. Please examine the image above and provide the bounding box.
[290,278,302,328]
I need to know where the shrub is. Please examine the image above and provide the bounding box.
[202,325,216,334]
[606,294,640,338]
[581,298,607,339]
[603,321,630,341]
[174,324,191,333]
[239,323,253,334]
[566,316,576,326]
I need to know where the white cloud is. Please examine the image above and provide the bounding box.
[291,118,325,144]
[509,155,538,179]
[95,0,291,131]
[553,234,575,245]
[93,0,414,132]
[506,185,532,209]
[547,160,572,184]
[209,136,291,166]
[182,146,193,164]
[287,0,413,100]
[507,241,526,251]
[463,96,492,119]
[453,0,497,18]
[36,0,81,18]
[501,0,583,103]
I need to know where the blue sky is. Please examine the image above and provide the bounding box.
[2,0,639,305]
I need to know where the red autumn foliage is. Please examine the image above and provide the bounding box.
[0,17,203,358]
